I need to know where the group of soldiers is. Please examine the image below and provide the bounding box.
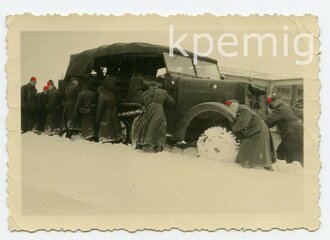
[226,95,304,170]
[21,73,177,154]
[21,77,59,134]
[21,75,304,166]
[21,75,124,143]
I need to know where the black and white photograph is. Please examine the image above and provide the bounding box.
[5,13,320,232]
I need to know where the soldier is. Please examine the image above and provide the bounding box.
[45,84,61,135]
[87,69,100,92]
[21,76,38,133]
[74,84,98,141]
[132,82,175,152]
[96,86,123,143]
[62,78,80,137]
[226,100,274,170]
[47,79,55,87]
[265,96,304,166]
[127,76,144,103]
[102,74,117,94]
[36,85,49,133]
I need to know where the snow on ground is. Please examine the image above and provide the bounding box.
[22,132,304,215]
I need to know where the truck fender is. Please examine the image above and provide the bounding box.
[174,102,235,141]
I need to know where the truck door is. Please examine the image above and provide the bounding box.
[175,77,218,113]
[246,84,268,118]
[163,52,218,114]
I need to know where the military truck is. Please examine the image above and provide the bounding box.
[59,42,268,144]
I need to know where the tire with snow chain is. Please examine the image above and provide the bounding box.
[197,126,239,163]
[119,120,131,144]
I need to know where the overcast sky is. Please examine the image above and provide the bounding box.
[21,16,309,91]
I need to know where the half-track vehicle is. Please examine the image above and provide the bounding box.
[58,42,268,144]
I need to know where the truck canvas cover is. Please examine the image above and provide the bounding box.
[63,42,217,82]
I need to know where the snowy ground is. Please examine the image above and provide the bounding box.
[22,132,304,215]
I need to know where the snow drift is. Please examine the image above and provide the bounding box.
[21,132,304,215]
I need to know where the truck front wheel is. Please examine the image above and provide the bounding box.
[119,120,131,144]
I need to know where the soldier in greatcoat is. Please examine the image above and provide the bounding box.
[132,82,175,152]
[62,78,80,137]
[226,100,275,170]
[74,84,98,140]
[265,96,304,166]
[45,84,61,135]
[36,85,49,133]
[96,86,123,143]
[21,77,38,133]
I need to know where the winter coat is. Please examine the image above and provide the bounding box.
[132,87,175,148]
[264,102,303,165]
[21,83,38,111]
[62,83,79,129]
[45,88,61,134]
[96,90,123,143]
[36,92,48,132]
[232,105,274,168]
[21,83,38,132]
[127,77,144,103]
[74,89,97,139]
[102,75,117,93]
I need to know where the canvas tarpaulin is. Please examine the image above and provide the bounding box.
[63,42,217,82]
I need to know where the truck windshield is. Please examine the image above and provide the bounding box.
[195,60,220,79]
[163,52,220,79]
[163,52,195,76]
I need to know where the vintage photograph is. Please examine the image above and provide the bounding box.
[7,14,320,231]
